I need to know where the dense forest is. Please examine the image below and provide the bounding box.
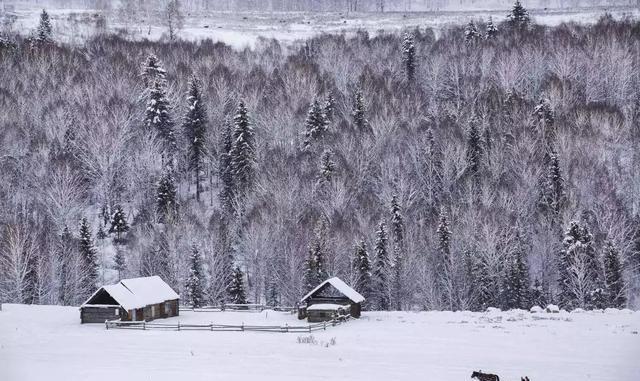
[1,4,639,312]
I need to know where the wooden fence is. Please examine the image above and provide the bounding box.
[105,315,351,333]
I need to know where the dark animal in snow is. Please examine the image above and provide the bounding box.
[471,371,500,381]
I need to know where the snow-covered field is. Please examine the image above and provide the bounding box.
[4,5,640,48]
[1,304,638,381]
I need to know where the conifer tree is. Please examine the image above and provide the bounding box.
[141,54,167,88]
[485,17,498,39]
[373,221,391,310]
[464,21,481,44]
[540,150,566,217]
[186,245,204,308]
[156,168,178,223]
[502,230,531,310]
[219,122,235,216]
[534,98,555,144]
[390,195,405,310]
[78,218,98,296]
[56,226,74,305]
[603,240,626,308]
[465,118,483,176]
[230,101,255,198]
[96,223,107,240]
[323,94,335,126]
[302,99,327,150]
[558,221,603,309]
[353,240,372,305]
[352,89,368,131]
[114,247,126,281]
[507,0,530,29]
[319,149,336,184]
[145,80,176,155]
[304,218,330,291]
[437,210,455,310]
[109,205,129,242]
[35,9,53,44]
[183,76,208,201]
[228,266,247,304]
[401,32,416,82]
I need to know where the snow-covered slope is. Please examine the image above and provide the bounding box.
[1,304,638,381]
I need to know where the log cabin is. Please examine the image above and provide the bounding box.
[80,276,179,324]
[298,277,365,322]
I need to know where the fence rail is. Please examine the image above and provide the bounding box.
[105,314,351,333]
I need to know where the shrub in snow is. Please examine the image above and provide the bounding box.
[530,305,543,313]
[545,304,560,313]
[297,335,317,345]
[486,307,501,313]
[571,308,586,314]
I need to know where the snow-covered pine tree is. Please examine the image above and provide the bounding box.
[352,89,368,131]
[353,239,372,306]
[558,221,603,310]
[534,98,555,144]
[485,17,498,39]
[465,118,483,177]
[507,0,530,29]
[228,266,247,304]
[109,205,129,242]
[230,101,256,198]
[401,32,416,82]
[35,9,53,44]
[304,218,330,291]
[502,229,531,310]
[319,149,336,184]
[156,168,178,223]
[530,278,546,308]
[185,245,204,308]
[540,150,566,217]
[182,76,207,201]
[145,80,176,156]
[96,223,107,240]
[436,210,455,310]
[302,99,327,150]
[141,54,167,88]
[390,194,405,310]
[464,21,481,44]
[78,218,98,298]
[114,247,126,281]
[219,121,235,216]
[373,221,391,310]
[56,226,74,305]
[323,93,335,126]
[603,240,626,308]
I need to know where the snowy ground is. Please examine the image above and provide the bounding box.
[1,304,639,381]
[4,5,639,49]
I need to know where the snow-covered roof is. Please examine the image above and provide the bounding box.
[301,277,365,304]
[81,276,179,311]
[307,303,350,311]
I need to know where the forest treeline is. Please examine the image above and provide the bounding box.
[1,5,639,311]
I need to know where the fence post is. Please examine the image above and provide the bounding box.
[241,322,244,331]
[143,321,146,330]
[285,323,288,333]
[105,320,108,330]
[323,321,326,330]
[211,322,213,331]
[178,322,181,331]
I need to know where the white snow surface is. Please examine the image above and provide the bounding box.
[82,275,179,310]
[301,277,365,304]
[1,304,639,381]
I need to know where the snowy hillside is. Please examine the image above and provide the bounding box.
[1,304,639,381]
